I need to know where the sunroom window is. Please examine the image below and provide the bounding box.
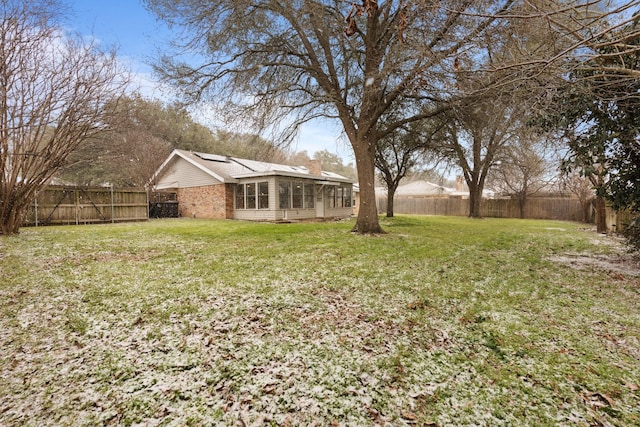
[304,183,314,208]
[279,181,291,209]
[235,184,245,209]
[246,183,256,209]
[292,181,304,208]
[258,182,269,209]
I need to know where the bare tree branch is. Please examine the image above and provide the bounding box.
[145,0,633,233]
[0,0,128,234]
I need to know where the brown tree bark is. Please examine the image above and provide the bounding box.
[518,195,527,219]
[352,135,385,234]
[0,194,26,235]
[386,187,395,218]
[595,195,607,233]
[468,181,483,218]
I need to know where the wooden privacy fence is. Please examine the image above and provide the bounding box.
[24,186,148,226]
[377,196,584,221]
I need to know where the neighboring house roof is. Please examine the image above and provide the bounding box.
[376,180,496,198]
[152,149,354,189]
[376,180,455,197]
[396,180,454,196]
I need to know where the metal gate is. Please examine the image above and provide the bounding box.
[149,192,179,218]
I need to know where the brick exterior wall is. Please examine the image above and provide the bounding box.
[177,184,233,219]
[224,184,234,218]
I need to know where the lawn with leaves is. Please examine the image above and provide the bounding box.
[1,216,639,426]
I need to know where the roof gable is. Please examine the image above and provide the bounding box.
[153,153,228,189]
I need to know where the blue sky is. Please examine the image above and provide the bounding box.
[64,0,352,161]
[65,0,172,99]
[66,0,169,62]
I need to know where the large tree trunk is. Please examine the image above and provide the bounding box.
[468,182,483,218]
[386,186,395,218]
[518,194,526,219]
[352,137,384,234]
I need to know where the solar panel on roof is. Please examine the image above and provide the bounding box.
[322,171,344,179]
[289,166,309,173]
[195,152,229,163]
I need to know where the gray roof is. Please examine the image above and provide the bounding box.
[376,180,454,196]
[155,149,354,185]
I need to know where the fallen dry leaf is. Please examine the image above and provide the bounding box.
[625,382,639,391]
[583,391,616,408]
[401,410,418,420]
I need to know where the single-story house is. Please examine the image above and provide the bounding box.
[151,149,355,221]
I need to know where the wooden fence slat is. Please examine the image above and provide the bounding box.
[24,186,148,226]
[377,196,584,221]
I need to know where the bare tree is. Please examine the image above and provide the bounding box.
[0,0,127,234]
[141,0,524,233]
[313,149,357,180]
[59,129,172,188]
[375,120,440,217]
[144,0,632,232]
[287,150,312,167]
[60,95,219,187]
[561,172,596,223]
[114,130,172,188]
[563,129,610,233]
[437,92,527,218]
[490,134,557,218]
[430,0,596,219]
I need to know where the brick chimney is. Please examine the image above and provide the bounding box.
[308,159,322,176]
[456,175,465,191]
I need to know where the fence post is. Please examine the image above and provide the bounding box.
[75,189,79,225]
[110,184,115,223]
[34,190,38,227]
[146,188,150,220]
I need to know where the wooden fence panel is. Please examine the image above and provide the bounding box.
[378,196,583,221]
[24,186,148,226]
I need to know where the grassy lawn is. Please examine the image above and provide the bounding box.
[1,216,638,426]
